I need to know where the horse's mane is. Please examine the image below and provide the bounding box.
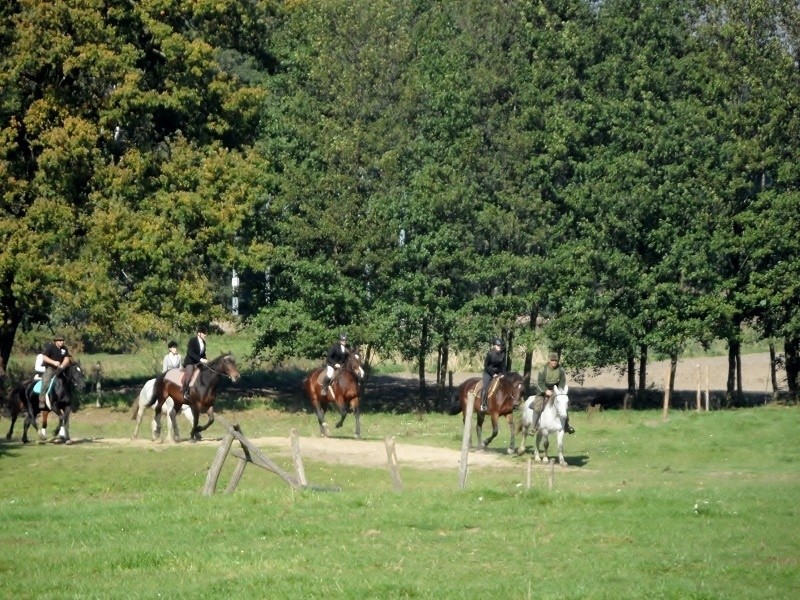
[208,353,233,369]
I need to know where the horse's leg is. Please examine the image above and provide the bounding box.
[541,432,550,462]
[153,405,163,443]
[534,431,544,462]
[5,405,17,440]
[556,430,566,466]
[481,414,499,449]
[61,406,72,444]
[168,405,179,442]
[133,399,146,439]
[506,413,516,455]
[21,412,33,444]
[475,412,486,449]
[189,407,201,441]
[334,404,348,429]
[313,398,329,437]
[39,409,49,441]
[353,403,361,439]
[196,406,215,437]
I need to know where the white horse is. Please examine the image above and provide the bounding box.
[130,377,192,441]
[516,385,570,466]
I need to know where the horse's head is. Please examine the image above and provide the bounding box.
[345,352,366,381]
[504,372,525,408]
[64,361,86,391]
[553,385,570,420]
[211,354,240,383]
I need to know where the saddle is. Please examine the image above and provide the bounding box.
[476,376,501,402]
[316,366,341,387]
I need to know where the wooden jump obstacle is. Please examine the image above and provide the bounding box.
[202,415,338,495]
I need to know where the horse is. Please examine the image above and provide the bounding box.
[302,352,366,439]
[4,362,86,444]
[151,353,240,442]
[130,378,193,440]
[516,385,570,466]
[448,372,525,454]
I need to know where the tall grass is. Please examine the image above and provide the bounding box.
[1,405,798,599]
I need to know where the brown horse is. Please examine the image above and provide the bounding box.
[302,351,365,439]
[151,353,240,442]
[449,372,525,454]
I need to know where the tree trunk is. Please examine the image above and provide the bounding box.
[637,344,648,399]
[769,342,779,396]
[726,338,741,404]
[669,353,678,397]
[0,316,20,368]
[522,306,538,390]
[417,318,428,407]
[785,336,799,399]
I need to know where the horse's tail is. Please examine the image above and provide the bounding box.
[447,390,462,415]
[130,396,139,419]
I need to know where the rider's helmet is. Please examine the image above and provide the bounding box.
[492,337,504,348]
[338,333,348,342]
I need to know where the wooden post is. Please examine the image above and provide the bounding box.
[384,436,403,492]
[696,364,702,411]
[290,428,307,488]
[226,457,247,494]
[704,365,710,411]
[548,459,555,490]
[203,429,235,496]
[225,423,248,494]
[662,364,671,421]
[459,390,475,490]
[526,456,533,490]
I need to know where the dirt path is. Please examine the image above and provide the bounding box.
[81,434,523,470]
[8,354,777,471]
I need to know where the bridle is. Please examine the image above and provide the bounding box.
[203,356,238,380]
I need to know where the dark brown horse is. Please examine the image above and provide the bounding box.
[302,351,366,439]
[449,372,525,454]
[5,362,86,444]
[151,353,240,442]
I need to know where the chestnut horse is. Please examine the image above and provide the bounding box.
[5,362,86,444]
[151,353,240,442]
[449,372,524,454]
[302,352,365,438]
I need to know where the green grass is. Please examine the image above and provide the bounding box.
[1,405,798,599]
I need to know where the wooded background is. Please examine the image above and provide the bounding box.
[1,0,798,399]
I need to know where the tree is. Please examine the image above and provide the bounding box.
[0,0,274,361]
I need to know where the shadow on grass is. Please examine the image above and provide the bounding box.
[72,368,786,416]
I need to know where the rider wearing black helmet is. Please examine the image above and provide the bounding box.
[480,337,507,412]
[321,333,350,396]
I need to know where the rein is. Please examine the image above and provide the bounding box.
[203,358,235,379]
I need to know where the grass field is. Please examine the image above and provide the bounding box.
[1,395,798,599]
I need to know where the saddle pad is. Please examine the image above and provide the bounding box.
[163,368,184,386]
[32,379,55,395]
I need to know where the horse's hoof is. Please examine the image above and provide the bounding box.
[507,448,516,456]
[65,439,73,445]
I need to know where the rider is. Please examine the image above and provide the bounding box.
[162,340,182,373]
[38,334,71,409]
[181,326,208,401]
[532,352,575,434]
[33,353,46,380]
[480,338,507,413]
[321,333,350,396]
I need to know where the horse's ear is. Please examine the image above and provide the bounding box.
[562,385,569,394]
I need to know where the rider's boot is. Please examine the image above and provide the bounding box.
[480,390,488,413]
[564,416,575,434]
[320,377,330,396]
[182,385,190,402]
